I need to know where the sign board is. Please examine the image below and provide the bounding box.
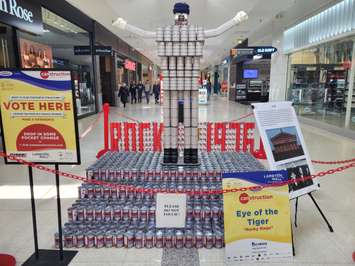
[252,102,318,199]
[231,48,254,57]
[252,46,277,55]
[74,46,91,55]
[156,193,186,228]
[0,0,43,35]
[0,69,80,164]
[124,59,136,71]
[93,46,112,56]
[223,170,293,263]
[231,46,277,57]
[199,86,208,104]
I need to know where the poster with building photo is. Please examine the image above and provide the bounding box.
[19,38,53,69]
[252,102,318,199]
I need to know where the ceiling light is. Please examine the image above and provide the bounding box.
[43,29,50,33]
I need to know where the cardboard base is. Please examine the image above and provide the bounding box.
[22,250,77,266]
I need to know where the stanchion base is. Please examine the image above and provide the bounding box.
[22,249,77,266]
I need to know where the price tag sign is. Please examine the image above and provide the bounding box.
[156,193,186,228]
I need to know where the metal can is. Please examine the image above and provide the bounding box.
[77,207,85,222]
[148,205,155,218]
[85,231,95,248]
[105,231,114,248]
[195,230,204,249]
[103,187,111,199]
[75,231,85,248]
[124,230,135,248]
[175,230,184,249]
[155,230,164,248]
[115,230,124,248]
[204,231,214,249]
[95,207,103,221]
[104,206,112,222]
[87,185,94,199]
[185,230,194,248]
[67,207,75,222]
[64,231,74,248]
[131,206,139,220]
[86,206,94,222]
[135,230,144,249]
[214,230,224,248]
[145,230,155,248]
[78,185,87,199]
[95,186,102,199]
[164,229,174,248]
[54,232,60,248]
[95,231,104,248]
[113,206,122,221]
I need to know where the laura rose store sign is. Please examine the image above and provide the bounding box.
[0,0,43,35]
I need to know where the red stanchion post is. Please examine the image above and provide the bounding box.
[96,103,110,158]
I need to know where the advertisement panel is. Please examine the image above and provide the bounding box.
[19,38,53,69]
[0,69,80,164]
[223,171,292,263]
[252,102,318,199]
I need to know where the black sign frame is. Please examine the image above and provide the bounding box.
[0,0,43,35]
[0,68,81,165]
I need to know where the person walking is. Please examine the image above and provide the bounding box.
[144,81,151,104]
[137,81,144,103]
[129,81,137,104]
[118,83,129,108]
[152,81,160,104]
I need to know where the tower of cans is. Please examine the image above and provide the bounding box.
[158,23,203,164]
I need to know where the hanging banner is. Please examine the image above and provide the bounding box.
[252,102,318,199]
[223,170,292,263]
[0,69,80,164]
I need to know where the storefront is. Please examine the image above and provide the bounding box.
[229,41,271,104]
[94,22,154,106]
[284,0,355,132]
[0,0,97,118]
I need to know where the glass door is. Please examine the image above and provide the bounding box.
[0,23,15,68]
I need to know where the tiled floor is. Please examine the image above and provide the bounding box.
[1,95,355,266]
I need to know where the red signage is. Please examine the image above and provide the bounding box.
[125,59,136,71]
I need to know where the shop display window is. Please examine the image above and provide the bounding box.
[287,38,355,131]
[17,8,95,117]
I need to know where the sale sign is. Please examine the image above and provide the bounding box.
[222,171,292,263]
[0,70,80,164]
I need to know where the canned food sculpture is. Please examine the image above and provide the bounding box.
[113,3,248,164]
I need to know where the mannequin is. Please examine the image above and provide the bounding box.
[113,3,248,164]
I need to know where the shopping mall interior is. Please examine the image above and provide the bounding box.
[0,0,355,266]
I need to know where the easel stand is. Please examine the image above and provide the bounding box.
[23,165,77,266]
[294,192,334,232]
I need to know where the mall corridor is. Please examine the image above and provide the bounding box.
[1,0,355,265]
[0,97,354,265]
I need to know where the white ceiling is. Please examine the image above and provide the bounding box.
[66,0,330,67]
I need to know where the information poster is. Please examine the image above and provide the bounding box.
[223,171,292,263]
[156,193,186,228]
[0,70,80,164]
[252,102,318,199]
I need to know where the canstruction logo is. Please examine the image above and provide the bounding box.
[238,192,273,204]
[40,71,49,79]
